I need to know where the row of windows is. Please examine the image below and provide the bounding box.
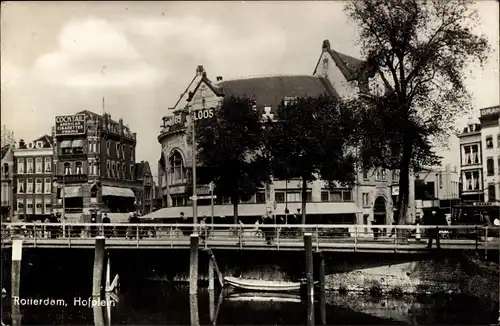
[462,144,481,165]
[17,198,52,215]
[485,157,500,176]
[484,134,500,150]
[462,171,482,191]
[17,157,52,174]
[17,178,52,194]
[106,160,135,180]
[362,169,399,182]
[106,141,134,161]
[62,162,84,175]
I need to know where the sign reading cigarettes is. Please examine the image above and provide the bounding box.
[55,114,86,136]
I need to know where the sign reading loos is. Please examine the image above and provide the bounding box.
[55,114,86,135]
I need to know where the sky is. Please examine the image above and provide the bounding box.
[1,1,499,176]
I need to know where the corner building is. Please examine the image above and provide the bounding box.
[154,40,415,228]
[53,111,139,222]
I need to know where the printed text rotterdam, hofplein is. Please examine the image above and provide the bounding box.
[13,296,116,308]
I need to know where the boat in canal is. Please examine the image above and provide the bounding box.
[224,276,302,292]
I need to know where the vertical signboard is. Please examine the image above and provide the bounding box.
[55,114,86,136]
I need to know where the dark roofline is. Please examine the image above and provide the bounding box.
[170,75,198,112]
[186,75,225,102]
[313,40,368,82]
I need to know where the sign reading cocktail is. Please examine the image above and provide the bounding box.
[55,114,86,136]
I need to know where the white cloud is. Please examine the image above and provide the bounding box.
[33,17,164,88]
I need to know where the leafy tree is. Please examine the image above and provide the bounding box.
[196,96,269,224]
[268,95,357,225]
[345,0,490,224]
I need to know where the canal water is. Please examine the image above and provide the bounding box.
[2,279,498,325]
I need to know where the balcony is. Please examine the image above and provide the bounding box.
[58,153,88,161]
[54,174,88,183]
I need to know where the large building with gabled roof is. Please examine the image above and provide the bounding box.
[154,40,415,229]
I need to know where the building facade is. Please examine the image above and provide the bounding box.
[458,105,500,204]
[414,164,461,218]
[154,40,415,226]
[1,144,15,221]
[135,161,154,215]
[52,111,140,222]
[13,136,54,222]
[479,106,500,203]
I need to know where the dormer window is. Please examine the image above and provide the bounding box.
[36,141,43,149]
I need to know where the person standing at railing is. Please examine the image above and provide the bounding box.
[90,213,98,238]
[237,220,245,246]
[372,220,379,240]
[43,216,51,238]
[424,210,441,249]
[102,213,112,238]
[200,217,207,242]
[389,221,396,237]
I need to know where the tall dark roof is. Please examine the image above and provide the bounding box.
[1,145,11,160]
[313,40,373,82]
[135,161,151,181]
[216,75,335,113]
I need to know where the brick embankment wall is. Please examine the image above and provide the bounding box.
[324,253,499,302]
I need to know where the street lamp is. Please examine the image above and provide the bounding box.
[189,104,198,226]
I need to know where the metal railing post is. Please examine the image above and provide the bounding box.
[475,226,478,251]
[136,224,139,248]
[170,225,173,248]
[394,225,398,253]
[485,226,488,260]
[277,226,280,251]
[33,224,37,248]
[205,226,208,250]
[315,225,319,251]
[354,225,357,252]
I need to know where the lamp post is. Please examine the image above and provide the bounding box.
[189,104,198,227]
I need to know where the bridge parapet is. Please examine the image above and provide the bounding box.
[1,223,498,253]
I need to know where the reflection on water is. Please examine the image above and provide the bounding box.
[2,280,498,325]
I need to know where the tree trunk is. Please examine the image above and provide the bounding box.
[301,177,307,226]
[396,140,412,243]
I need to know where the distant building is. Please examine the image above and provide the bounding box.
[479,106,500,203]
[154,40,416,227]
[1,144,15,221]
[13,136,54,222]
[52,111,140,222]
[413,164,461,218]
[135,161,154,215]
[457,105,500,204]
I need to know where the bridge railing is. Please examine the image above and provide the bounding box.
[1,223,498,250]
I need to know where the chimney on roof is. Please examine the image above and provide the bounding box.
[196,65,204,76]
[322,40,331,51]
[216,76,223,81]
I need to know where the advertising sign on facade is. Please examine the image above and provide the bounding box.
[55,114,86,136]
[163,112,187,133]
[392,186,399,196]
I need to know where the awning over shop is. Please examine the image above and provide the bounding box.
[64,186,82,198]
[102,186,135,198]
[72,139,84,148]
[60,140,72,148]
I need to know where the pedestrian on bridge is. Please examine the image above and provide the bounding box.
[102,213,112,238]
[424,210,441,249]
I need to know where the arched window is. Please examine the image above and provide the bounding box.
[169,151,185,185]
[90,185,97,198]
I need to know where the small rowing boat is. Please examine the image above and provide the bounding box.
[224,277,301,292]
